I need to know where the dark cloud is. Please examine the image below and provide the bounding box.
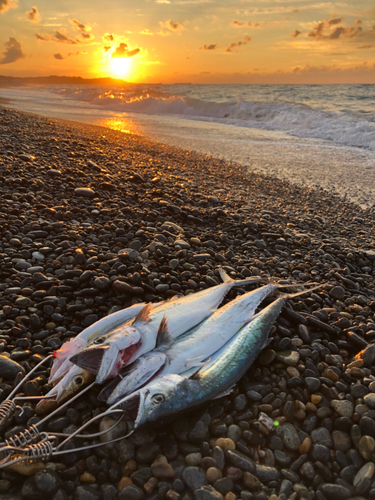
[103,45,111,52]
[292,29,301,38]
[0,0,17,13]
[81,32,94,40]
[36,30,83,45]
[103,33,114,41]
[199,43,218,50]
[225,36,251,53]
[0,37,25,64]
[112,43,140,58]
[27,6,39,23]
[54,53,64,60]
[70,18,92,32]
[308,14,362,40]
[161,20,187,32]
[229,20,244,27]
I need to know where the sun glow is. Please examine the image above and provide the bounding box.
[110,57,131,78]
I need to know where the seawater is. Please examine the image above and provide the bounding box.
[1,83,375,208]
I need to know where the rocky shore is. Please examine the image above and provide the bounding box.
[1,106,375,500]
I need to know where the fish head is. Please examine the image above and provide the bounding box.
[36,366,94,415]
[106,351,168,405]
[49,337,87,385]
[115,374,195,428]
[70,326,142,383]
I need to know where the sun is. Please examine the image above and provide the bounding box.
[110,57,131,78]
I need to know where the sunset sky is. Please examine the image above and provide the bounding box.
[0,0,375,83]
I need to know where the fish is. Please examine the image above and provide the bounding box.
[105,282,283,405]
[35,365,94,415]
[70,270,266,384]
[110,288,317,429]
[49,301,163,385]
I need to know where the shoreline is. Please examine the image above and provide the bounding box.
[1,106,375,499]
[1,92,375,212]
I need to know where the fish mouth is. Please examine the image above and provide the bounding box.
[35,397,58,415]
[117,393,141,422]
[70,346,109,374]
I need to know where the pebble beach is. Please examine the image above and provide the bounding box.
[2,105,375,500]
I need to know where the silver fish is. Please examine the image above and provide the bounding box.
[112,289,315,429]
[105,283,282,405]
[70,270,265,384]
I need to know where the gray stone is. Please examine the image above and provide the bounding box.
[183,467,208,490]
[276,423,301,451]
[330,400,354,418]
[311,427,333,447]
[364,393,375,409]
[275,350,300,366]
[118,484,144,500]
[225,449,255,473]
[329,286,346,300]
[194,485,223,500]
[254,464,279,482]
[320,483,351,500]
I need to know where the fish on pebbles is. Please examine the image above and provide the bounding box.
[104,282,286,404]
[110,288,318,429]
[70,270,266,384]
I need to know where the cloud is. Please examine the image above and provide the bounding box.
[225,35,251,53]
[27,6,39,23]
[36,29,94,45]
[358,44,372,49]
[199,43,218,50]
[103,45,111,52]
[81,32,94,40]
[160,19,187,32]
[0,0,17,14]
[70,18,92,32]
[103,33,115,42]
[54,53,63,60]
[112,42,140,58]
[229,20,244,27]
[308,14,362,40]
[140,29,153,35]
[292,29,301,38]
[0,37,25,64]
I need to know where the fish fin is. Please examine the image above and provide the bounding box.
[214,384,236,399]
[262,337,273,350]
[156,317,173,349]
[218,268,232,283]
[184,355,208,369]
[132,303,153,324]
[190,357,211,380]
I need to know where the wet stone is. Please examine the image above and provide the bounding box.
[0,355,25,379]
[74,188,96,198]
[118,484,144,500]
[329,286,346,301]
[305,377,321,391]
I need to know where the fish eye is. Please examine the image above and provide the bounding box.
[94,337,105,344]
[151,393,165,404]
[74,376,83,385]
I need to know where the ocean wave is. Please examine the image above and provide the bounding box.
[53,85,375,151]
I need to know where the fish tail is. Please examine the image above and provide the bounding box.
[218,268,266,287]
[279,283,323,300]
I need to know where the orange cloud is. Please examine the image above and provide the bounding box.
[0,0,17,14]
[112,43,140,58]
[199,43,218,50]
[292,30,301,38]
[160,20,187,32]
[27,6,39,23]
[225,36,251,53]
[0,37,25,64]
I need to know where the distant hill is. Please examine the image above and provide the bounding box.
[0,75,129,86]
